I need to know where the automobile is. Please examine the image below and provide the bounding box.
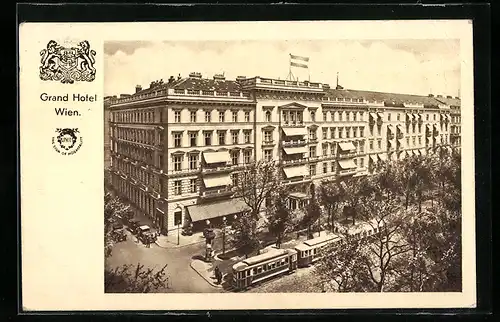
[111,221,127,242]
[127,219,141,233]
[137,225,156,244]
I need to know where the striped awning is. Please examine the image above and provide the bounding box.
[377,112,384,118]
[283,165,307,178]
[399,151,407,160]
[370,112,377,119]
[397,125,404,132]
[203,151,231,164]
[187,198,249,222]
[283,146,307,155]
[203,174,232,188]
[338,159,357,170]
[369,154,378,162]
[378,154,387,161]
[282,127,307,137]
[338,142,356,152]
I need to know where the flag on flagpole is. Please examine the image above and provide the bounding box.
[290,54,309,69]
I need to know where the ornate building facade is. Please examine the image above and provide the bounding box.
[107,73,461,235]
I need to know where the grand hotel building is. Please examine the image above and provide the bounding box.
[106,73,461,235]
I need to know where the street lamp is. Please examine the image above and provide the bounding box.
[222,216,227,255]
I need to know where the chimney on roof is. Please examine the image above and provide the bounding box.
[135,85,142,93]
[168,76,175,83]
[213,73,226,81]
[437,94,443,98]
[189,72,202,78]
[112,95,117,99]
[428,94,434,97]
[446,95,452,99]
[177,73,181,80]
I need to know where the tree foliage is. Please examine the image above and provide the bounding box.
[266,187,296,248]
[315,150,462,292]
[229,211,262,258]
[105,263,169,293]
[234,160,281,220]
[104,191,132,258]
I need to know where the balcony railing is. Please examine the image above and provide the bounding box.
[202,164,234,174]
[338,152,356,159]
[201,187,234,198]
[338,168,357,176]
[282,158,308,165]
[282,121,305,127]
[262,140,274,146]
[282,139,306,147]
[282,175,312,185]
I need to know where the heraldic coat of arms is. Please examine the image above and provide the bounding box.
[39,40,97,84]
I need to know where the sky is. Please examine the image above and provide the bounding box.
[104,39,461,97]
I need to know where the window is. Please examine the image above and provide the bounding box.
[433,114,436,121]
[397,113,400,121]
[244,150,252,163]
[323,112,327,122]
[339,112,343,121]
[204,131,212,146]
[418,136,422,145]
[189,154,198,170]
[173,132,182,148]
[231,130,239,144]
[231,150,239,165]
[190,110,197,123]
[244,130,251,144]
[231,173,239,186]
[426,114,429,121]
[264,149,272,161]
[309,164,317,176]
[232,111,238,122]
[174,181,181,195]
[190,179,197,193]
[388,113,391,121]
[354,159,358,166]
[265,111,271,122]
[189,132,197,147]
[323,162,328,174]
[245,111,250,122]
[322,128,328,139]
[218,131,226,145]
[172,155,182,171]
[406,137,410,146]
[309,128,317,140]
[264,131,272,142]
[218,110,225,123]
[360,158,364,168]
[378,139,382,150]
[322,144,328,156]
[310,111,316,122]
[412,137,416,146]
[346,127,351,138]
[353,127,357,138]
[205,110,211,123]
[174,110,181,123]
[309,146,317,158]
[331,127,336,139]
[174,211,182,225]
[330,143,335,155]
[339,127,343,138]
[359,142,365,153]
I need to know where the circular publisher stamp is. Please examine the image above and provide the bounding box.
[52,128,83,155]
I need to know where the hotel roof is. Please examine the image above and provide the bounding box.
[325,88,446,106]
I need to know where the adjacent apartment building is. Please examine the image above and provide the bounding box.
[106,73,461,235]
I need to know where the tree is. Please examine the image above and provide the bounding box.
[266,187,296,248]
[314,228,370,292]
[229,211,262,258]
[234,160,281,221]
[105,263,169,293]
[338,176,375,225]
[357,197,412,292]
[318,180,342,230]
[104,192,132,258]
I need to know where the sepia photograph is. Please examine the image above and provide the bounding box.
[103,38,463,294]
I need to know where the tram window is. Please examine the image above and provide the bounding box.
[285,257,288,263]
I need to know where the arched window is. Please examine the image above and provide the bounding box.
[310,111,316,122]
[265,111,271,122]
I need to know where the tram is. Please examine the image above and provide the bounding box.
[232,248,298,291]
[295,234,342,267]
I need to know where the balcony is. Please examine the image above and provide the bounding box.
[202,164,234,174]
[308,138,318,144]
[282,139,306,147]
[282,158,308,166]
[262,140,274,146]
[282,175,312,185]
[200,187,234,199]
[282,121,305,128]
[338,168,357,176]
[338,151,356,159]
[387,133,395,140]
[396,133,404,140]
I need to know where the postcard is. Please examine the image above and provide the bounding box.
[19,19,475,311]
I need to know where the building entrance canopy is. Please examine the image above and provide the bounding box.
[187,197,250,222]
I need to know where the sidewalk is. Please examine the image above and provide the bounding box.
[155,231,207,249]
[190,259,225,288]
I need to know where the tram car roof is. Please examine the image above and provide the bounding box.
[232,248,297,272]
[295,234,341,251]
